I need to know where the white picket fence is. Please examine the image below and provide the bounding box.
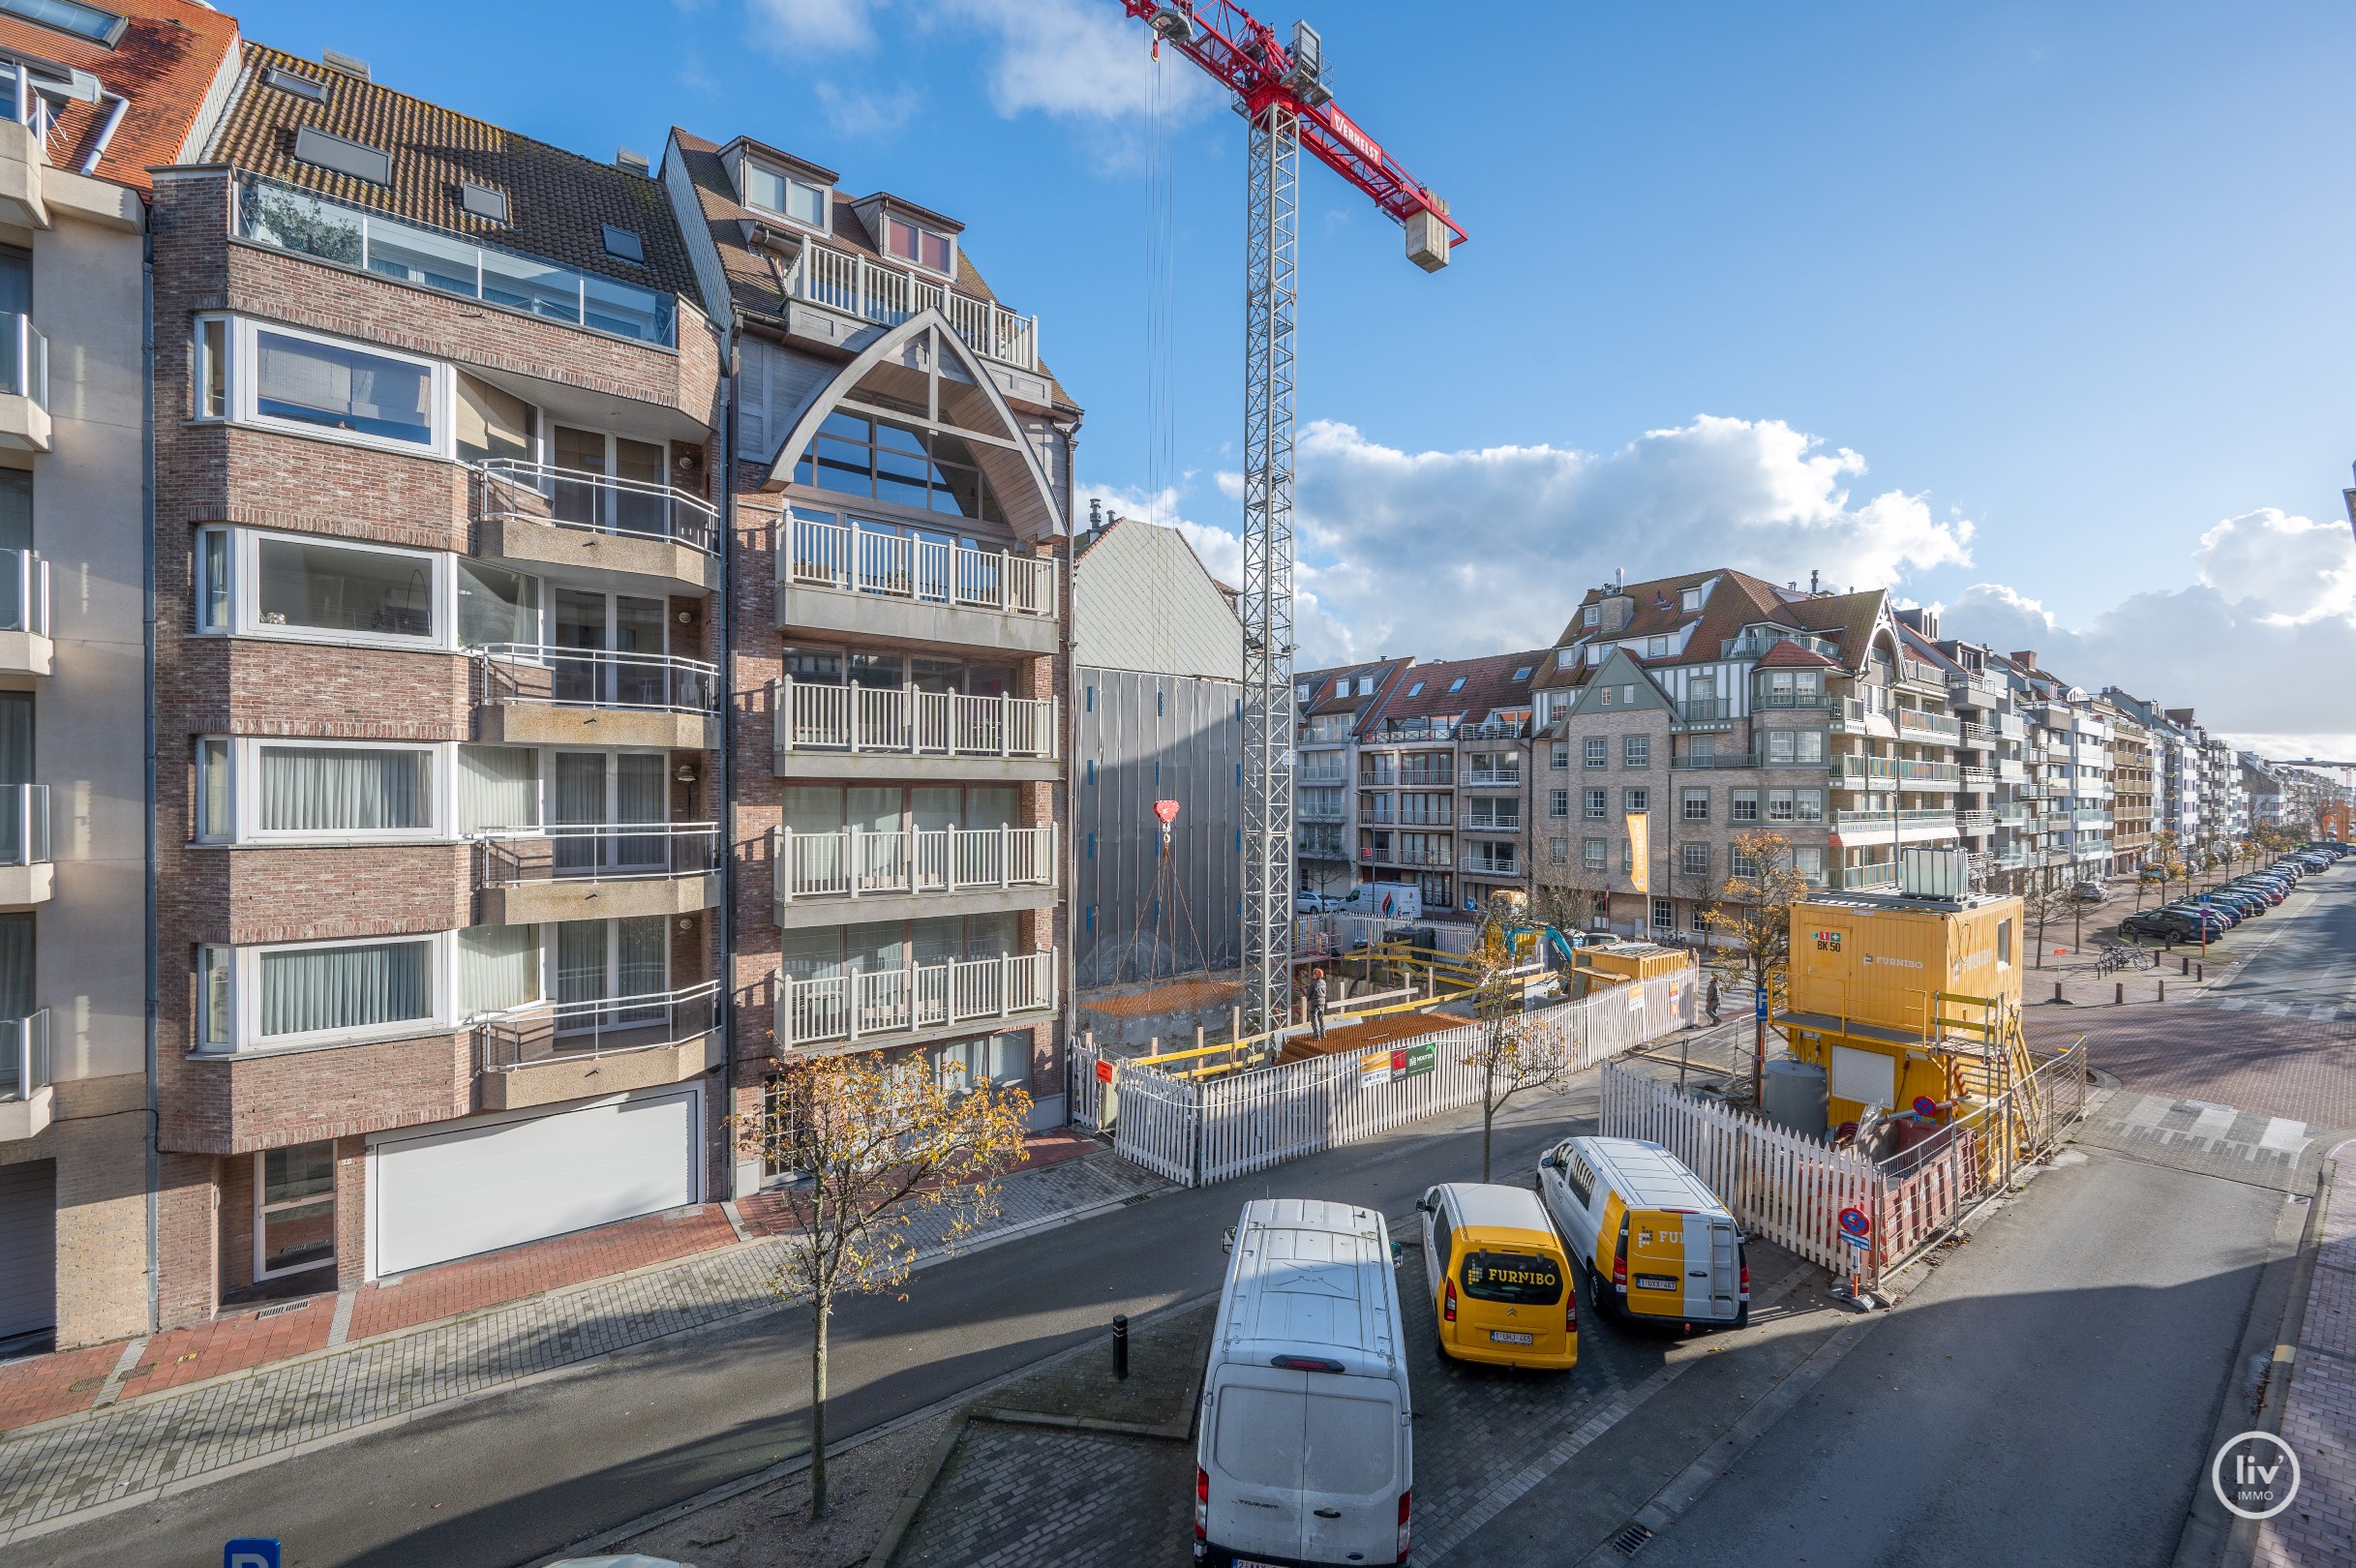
[1072,970,1695,1189]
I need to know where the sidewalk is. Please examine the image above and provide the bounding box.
[2254,1143,2355,1568]
[0,1133,1163,1544]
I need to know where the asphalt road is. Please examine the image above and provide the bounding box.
[2200,862,2356,1015]
[15,1074,1628,1568]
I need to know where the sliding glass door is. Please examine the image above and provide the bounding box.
[554,588,667,708]
[551,752,667,875]
[555,916,668,1032]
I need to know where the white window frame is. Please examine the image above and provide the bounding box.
[742,161,830,231]
[204,315,456,460]
[253,1143,338,1281]
[192,526,547,655]
[198,931,455,1055]
[878,210,957,277]
[198,736,457,846]
[1680,588,1703,612]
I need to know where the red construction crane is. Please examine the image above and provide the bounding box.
[1113,0,1467,1033]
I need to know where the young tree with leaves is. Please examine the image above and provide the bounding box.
[1698,829,1810,1106]
[2148,829,2189,908]
[740,1051,1031,1519]
[1465,895,1576,1180]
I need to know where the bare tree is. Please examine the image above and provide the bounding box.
[740,1052,1031,1519]
[1698,829,1810,1105]
[1466,895,1576,1180]
[2025,864,2077,968]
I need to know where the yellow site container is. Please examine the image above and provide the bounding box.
[1582,942,1691,987]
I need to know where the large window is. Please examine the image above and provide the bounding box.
[457,558,539,648]
[794,409,1010,525]
[257,534,436,640]
[880,213,953,274]
[254,327,433,445]
[457,374,535,465]
[1623,736,1649,768]
[256,1143,336,1279]
[0,0,128,47]
[196,527,544,653]
[743,162,828,227]
[258,744,431,835]
[200,934,450,1051]
[926,1031,1027,1094]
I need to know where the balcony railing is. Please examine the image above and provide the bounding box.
[1464,814,1523,833]
[777,949,1058,1048]
[1298,834,1349,859]
[783,514,1056,619]
[774,824,1054,903]
[1836,755,1898,782]
[237,175,677,347]
[2073,810,2115,828]
[1297,802,1346,823]
[479,981,721,1071]
[1461,718,1530,739]
[787,240,1039,372]
[1752,690,1833,709]
[1896,709,1962,739]
[1898,760,1961,784]
[1296,763,1347,786]
[473,822,720,886]
[0,784,49,866]
[1834,809,1959,832]
[0,549,46,638]
[775,678,1057,760]
[0,313,45,409]
[1465,768,1523,789]
[475,645,721,714]
[0,1009,48,1101]
[1899,658,1946,688]
[1462,852,1521,876]
[1398,769,1454,788]
[1676,698,1734,725]
[477,461,718,555]
[1376,717,1457,741]
[1831,862,1901,890]
[1673,751,1761,769]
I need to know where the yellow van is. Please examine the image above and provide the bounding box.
[1538,1136,1748,1330]
[1413,1182,1577,1370]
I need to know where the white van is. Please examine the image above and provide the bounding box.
[1197,1198,1413,1568]
[1537,1136,1748,1330]
[1338,881,1422,920]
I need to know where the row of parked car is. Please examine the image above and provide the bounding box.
[2117,841,2346,943]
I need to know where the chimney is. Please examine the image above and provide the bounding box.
[2009,650,2039,672]
[616,146,652,176]
[320,49,370,79]
[1809,569,1820,593]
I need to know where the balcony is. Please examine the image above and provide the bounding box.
[1751,689,1834,709]
[773,824,1056,930]
[0,312,47,452]
[1896,709,1962,740]
[1831,808,1959,840]
[1464,768,1523,790]
[1674,750,1762,769]
[1397,769,1454,789]
[1674,697,1735,732]
[474,462,719,593]
[474,645,720,751]
[1831,862,1901,891]
[1959,767,1996,788]
[1461,717,1529,739]
[1947,675,2005,709]
[1298,833,1349,861]
[0,1009,49,1141]
[1831,698,1895,736]
[1956,810,1993,832]
[1835,754,1898,783]
[1297,801,1347,823]
[779,514,1057,657]
[1899,658,1947,689]
[2074,809,2115,829]
[774,677,1058,783]
[1296,764,1347,787]
[0,550,48,678]
[785,240,1039,373]
[1462,852,1521,877]
[476,982,721,1112]
[1897,760,1962,790]
[1375,717,1457,741]
[0,784,49,907]
[472,822,721,925]
[1464,815,1523,835]
[237,175,677,347]
[775,949,1058,1051]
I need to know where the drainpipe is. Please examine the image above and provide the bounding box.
[77,93,128,178]
[140,214,159,1332]
[717,321,740,1198]
[1057,419,1080,1115]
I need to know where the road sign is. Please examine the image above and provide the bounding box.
[1913,1096,1939,1118]
[1754,989,1768,1021]
[1842,1231,1870,1250]
[2200,891,2212,904]
[1838,1206,1872,1240]
[1095,1059,1113,1084]
[226,1544,282,1568]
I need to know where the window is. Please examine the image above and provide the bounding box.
[1564,1154,1596,1209]
[1683,788,1709,823]
[1681,588,1703,612]
[1647,635,1672,657]
[0,0,129,45]
[1997,918,2013,967]
[1793,846,1826,883]
[1731,847,1761,880]
[1681,842,1709,875]
[196,317,227,418]
[1796,788,1825,822]
[1583,837,1607,871]
[928,1031,1029,1094]
[797,408,1008,522]
[456,374,535,466]
[1599,686,1613,708]
[745,163,830,226]
[1767,789,1796,822]
[196,935,444,1052]
[1732,789,1759,823]
[458,923,539,1014]
[1551,742,1569,769]
[1650,898,1675,931]
[255,742,434,835]
[883,213,954,273]
[1584,788,1607,819]
[457,558,539,648]
[257,533,438,642]
[1334,678,1347,698]
[1549,788,1569,819]
[1550,837,1568,862]
[1622,787,1649,814]
[256,1143,336,1279]
[1513,665,1533,680]
[195,739,230,842]
[253,325,433,446]
[600,225,645,263]
[1623,736,1649,768]
[1688,736,1714,764]
[1358,677,1374,696]
[1448,677,1466,693]
[1585,738,1607,769]
[292,127,392,186]
[1690,903,1710,934]
[458,181,508,223]
[1584,606,1599,627]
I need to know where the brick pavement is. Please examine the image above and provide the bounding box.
[2255,1142,2356,1568]
[0,1147,1168,1544]
[2029,1008,2356,1132]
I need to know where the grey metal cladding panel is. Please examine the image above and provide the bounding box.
[1072,523,1244,682]
[740,339,837,467]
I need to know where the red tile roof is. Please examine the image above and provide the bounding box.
[1754,638,1839,670]
[1369,648,1544,728]
[1297,658,1411,720]
[0,0,238,195]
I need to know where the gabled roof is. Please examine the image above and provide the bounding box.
[1778,588,1888,671]
[1569,647,1674,716]
[1368,648,1544,729]
[211,45,701,304]
[1298,658,1411,720]
[1755,638,1839,670]
[0,0,238,195]
[1553,567,1791,649]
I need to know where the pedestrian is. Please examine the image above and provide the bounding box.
[1706,974,1721,1024]
[1309,966,1330,1040]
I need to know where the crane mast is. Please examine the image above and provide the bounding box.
[1122,0,1467,1033]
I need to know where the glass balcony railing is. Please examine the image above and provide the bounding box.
[0,1009,47,1101]
[0,783,47,866]
[0,312,46,408]
[237,176,678,347]
[0,549,47,637]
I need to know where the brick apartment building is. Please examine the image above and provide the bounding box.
[660,126,1079,1165]
[1351,650,1542,913]
[0,0,240,1353]
[149,47,727,1322]
[1293,657,1410,901]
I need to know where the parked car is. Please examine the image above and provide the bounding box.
[1415,1182,1579,1371]
[2071,881,2110,902]
[2162,902,2236,932]
[2120,910,2197,941]
[1295,890,1343,914]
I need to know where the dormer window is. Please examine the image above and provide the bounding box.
[884,215,953,274]
[1680,588,1703,612]
[745,163,828,228]
[1583,606,1599,627]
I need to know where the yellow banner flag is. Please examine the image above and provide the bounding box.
[1626,811,1650,895]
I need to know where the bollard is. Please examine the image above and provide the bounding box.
[1111,1313,1130,1379]
[2197,962,2204,981]
[2054,980,2063,1004]
[2159,980,2166,1002]
[2181,954,2190,976]
[2115,981,2123,1005]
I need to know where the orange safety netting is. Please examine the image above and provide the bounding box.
[1077,977,1244,1017]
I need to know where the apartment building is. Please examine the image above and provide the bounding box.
[662,127,1077,1154]
[1293,657,1409,900]
[2238,754,2282,831]
[1067,512,1241,988]
[2103,703,2154,873]
[1927,635,2035,892]
[149,49,726,1323]
[0,0,239,1352]
[2106,689,2201,852]
[1534,570,1961,940]
[1354,650,1541,912]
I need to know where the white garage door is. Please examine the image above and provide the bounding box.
[370,1087,699,1279]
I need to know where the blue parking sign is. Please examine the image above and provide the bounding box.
[1754,989,1767,1021]
[226,1542,281,1568]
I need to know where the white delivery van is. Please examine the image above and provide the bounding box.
[1338,881,1422,921]
[1538,1135,1747,1330]
[1197,1198,1413,1568]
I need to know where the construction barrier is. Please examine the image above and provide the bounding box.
[1076,969,1695,1189]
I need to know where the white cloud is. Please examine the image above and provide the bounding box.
[2190,508,2356,624]
[746,0,879,51]
[815,81,920,136]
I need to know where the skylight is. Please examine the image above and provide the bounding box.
[263,67,328,103]
[458,182,509,224]
[0,0,127,46]
[601,225,646,263]
[1512,666,1533,680]
[292,127,391,186]
[1448,677,1466,693]
[1406,682,1424,697]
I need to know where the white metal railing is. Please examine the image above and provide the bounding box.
[475,645,720,714]
[0,312,45,410]
[1896,709,1962,739]
[477,980,721,1070]
[776,949,1057,1047]
[0,783,47,866]
[787,241,1038,371]
[1834,809,1959,832]
[472,821,720,886]
[2,62,58,155]
[782,513,1055,618]
[0,1009,48,1101]
[475,461,718,555]
[774,824,1055,904]
[774,677,1057,761]
[1464,768,1522,788]
[1462,851,1520,875]
[0,549,46,637]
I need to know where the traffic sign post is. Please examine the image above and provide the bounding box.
[226,1544,282,1568]
[1835,1206,1875,1308]
[1754,988,1768,1021]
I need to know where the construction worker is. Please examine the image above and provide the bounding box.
[1308,966,1330,1040]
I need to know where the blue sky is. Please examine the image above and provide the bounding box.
[224,1,2356,755]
